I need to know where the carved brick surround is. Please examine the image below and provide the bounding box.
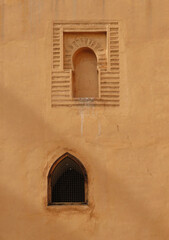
[51,21,120,107]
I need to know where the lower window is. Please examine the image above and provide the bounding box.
[48,153,88,205]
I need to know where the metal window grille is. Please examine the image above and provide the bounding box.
[51,157,85,203]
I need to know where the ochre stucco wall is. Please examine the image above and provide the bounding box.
[0,1,169,239]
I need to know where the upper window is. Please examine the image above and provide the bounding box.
[51,22,120,107]
[72,47,98,98]
[48,153,88,205]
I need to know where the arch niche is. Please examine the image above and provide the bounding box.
[72,47,98,98]
[48,152,88,205]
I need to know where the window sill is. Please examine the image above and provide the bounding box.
[48,202,87,206]
[46,202,90,214]
[73,97,96,101]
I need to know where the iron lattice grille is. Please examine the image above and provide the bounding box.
[51,157,85,203]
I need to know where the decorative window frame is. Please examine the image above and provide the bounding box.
[51,21,120,107]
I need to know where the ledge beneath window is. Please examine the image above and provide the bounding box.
[51,98,120,107]
[46,202,91,214]
[48,202,87,206]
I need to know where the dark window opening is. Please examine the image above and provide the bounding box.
[48,153,87,205]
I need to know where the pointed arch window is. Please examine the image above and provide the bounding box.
[48,153,88,205]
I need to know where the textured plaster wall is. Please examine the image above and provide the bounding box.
[0,0,169,240]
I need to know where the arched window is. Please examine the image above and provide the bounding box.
[72,47,98,98]
[48,153,88,205]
